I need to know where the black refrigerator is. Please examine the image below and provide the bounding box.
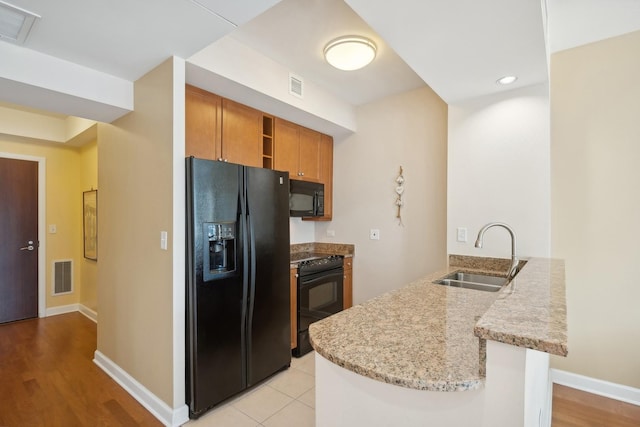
[186,157,291,418]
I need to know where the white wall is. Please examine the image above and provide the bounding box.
[447,83,550,259]
[290,218,315,244]
[315,86,448,303]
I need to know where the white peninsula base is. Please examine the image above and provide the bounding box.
[315,340,551,427]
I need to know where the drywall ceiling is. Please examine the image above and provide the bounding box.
[1,0,639,121]
[343,0,549,103]
[227,0,426,106]
[5,0,280,81]
[548,0,640,53]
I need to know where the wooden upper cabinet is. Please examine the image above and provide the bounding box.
[299,128,321,182]
[274,118,321,182]
[185,88,333,217]
[303,133,333,221]
[185,85,221,160]
[319,134,333,220]
[221,99,263,168]
[273,118,300,177]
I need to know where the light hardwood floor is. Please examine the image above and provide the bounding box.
[1,312,638,426]
[552,384,640,427]
[0,312,161,426]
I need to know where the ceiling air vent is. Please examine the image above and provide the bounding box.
[0,0,40,45]
[289,73,303,99]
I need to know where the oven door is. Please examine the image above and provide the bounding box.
[298,267,344,333]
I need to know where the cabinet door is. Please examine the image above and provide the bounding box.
[185,85,221,160]
[298,127,321,182]
[303,133,333,221]
[274,118,300,178]
[343,258,353,309]
[319,134,333,219]
[290,268,298,350]
[221,99,262,168]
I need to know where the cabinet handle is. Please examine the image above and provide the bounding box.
[224,159,228,162]
[217,158,223,161]
[300,172,304,176]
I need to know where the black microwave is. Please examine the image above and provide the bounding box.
[289,179,324,217]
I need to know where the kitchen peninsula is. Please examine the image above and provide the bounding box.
[309,255,567,427]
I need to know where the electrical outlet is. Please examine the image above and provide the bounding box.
[326,229,336,237]
[456,227,467,242]
[370,229,380,240]
[48,224,57,234]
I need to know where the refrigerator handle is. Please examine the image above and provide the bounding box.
[240,177,249,387]
[247,209,257,339]
[245,194,257,386]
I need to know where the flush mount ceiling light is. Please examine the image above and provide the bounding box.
[496,75,518,85]
[323,36,377,71]
[0,0,40,45]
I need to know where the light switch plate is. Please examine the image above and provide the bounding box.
[160,231,168,250]
[370,229,380,240]
[456,227,467,242]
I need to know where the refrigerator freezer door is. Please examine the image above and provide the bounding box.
[245,167,291,386]
[186,158,246,417]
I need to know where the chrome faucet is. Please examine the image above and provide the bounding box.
[474,222,519,281]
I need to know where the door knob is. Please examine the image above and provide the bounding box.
[20,240,35,251]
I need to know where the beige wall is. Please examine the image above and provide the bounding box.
[97,58,177,406]
[0,137,85,309]
[316,86,448,303]
[550,30,640,388]
[79,141,98,311]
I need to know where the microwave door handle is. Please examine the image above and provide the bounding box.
[314,191,320,216]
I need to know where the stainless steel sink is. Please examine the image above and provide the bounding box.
[433,271,508,292]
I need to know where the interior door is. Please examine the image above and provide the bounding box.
[0,157,38,324]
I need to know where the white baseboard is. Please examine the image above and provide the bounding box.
[78,304,98,323]
[44,303,98,323]
[551,369,640,406]
[93,351,189,427]
[45,303,80,317]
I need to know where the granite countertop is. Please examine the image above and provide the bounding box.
[289,242,354,268]
[309,255,567,392]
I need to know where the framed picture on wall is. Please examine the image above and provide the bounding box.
[83,189,97,260]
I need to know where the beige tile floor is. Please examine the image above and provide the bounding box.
[185,351,316,427]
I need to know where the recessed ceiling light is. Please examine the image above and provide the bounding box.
[323,36,377,71]
[496,75,518,85]
[0,0,40,45]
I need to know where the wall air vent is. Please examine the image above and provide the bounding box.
[0,0,40,45]
[289,73,303,99]
[53,260,73,295]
